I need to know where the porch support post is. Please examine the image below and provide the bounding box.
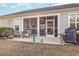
[19,18,23,32]
[58,14,60,37]
[37,15,40,37]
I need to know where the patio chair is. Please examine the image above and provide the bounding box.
[22,30,32,38]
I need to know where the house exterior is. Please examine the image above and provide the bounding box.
[0,3,79,44]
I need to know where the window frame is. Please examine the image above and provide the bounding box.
[23,17,37,35]
[69,14,79,29]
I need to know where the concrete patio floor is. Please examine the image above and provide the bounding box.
[9,37,61,44]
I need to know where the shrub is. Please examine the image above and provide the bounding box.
[0,27,14,38]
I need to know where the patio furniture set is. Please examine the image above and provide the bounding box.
[14,30,33,38]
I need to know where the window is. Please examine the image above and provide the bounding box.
[15,25,19,32]
[40,29,46,36]
[77,15,79,22]
[47,20,53,35]
[70,23,75,28]
[77,23,79,30]
[40,17,46,36]
[70,15,75,23]
[23,18,29,29]
[40,17,45,24]
[70,15,76,28]
[30,18,37,35]
[70,14,79,30]
[47,28,53,34]
[47,21,53,27]
[30,18,37,28]
[23,18,37,35]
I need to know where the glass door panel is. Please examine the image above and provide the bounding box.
[46,20,54,36]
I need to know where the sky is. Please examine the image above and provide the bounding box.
[0,3,64,16]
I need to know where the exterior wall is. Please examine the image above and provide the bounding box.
[0,18,14,27]
[0,7,79,43]
[60,12,69,33]
[0,17,22,32]
[0,10,69,44]
[0,12,69,35]
[14,13,69,38]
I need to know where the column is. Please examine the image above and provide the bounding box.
[19,18,23,32]
[58,14,60,37]
[37,15,40,37]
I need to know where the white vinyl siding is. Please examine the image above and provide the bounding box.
[60,13,68,33]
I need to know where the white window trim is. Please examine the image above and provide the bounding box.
[68,13,79,28]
